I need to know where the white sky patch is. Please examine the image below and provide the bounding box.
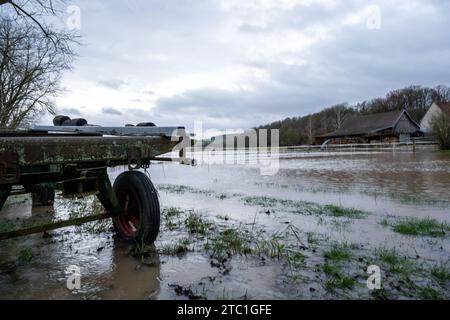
[342,4,380,26]
[220,0,338,11]
[154,65,271,97]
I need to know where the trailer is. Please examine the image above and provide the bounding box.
[0,117,194,244]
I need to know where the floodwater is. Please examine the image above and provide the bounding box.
[0,150,449,300]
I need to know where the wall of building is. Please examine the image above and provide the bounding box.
[420,103,442,132]
[394,112,419,134]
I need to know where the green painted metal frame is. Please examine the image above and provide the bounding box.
[0,129,186,240]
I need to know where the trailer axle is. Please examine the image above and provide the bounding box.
[0,212,112,241]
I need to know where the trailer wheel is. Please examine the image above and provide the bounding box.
[112,171,160,245]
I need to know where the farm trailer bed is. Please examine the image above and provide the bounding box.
[0,123,193,244]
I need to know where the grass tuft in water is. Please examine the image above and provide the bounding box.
[323,242,353,261]
[430,263,450,283]
[375,248,412,275]
[185,213,214,235]
[242,196,279,207]
[323,263,356,292]
[163,207,183,219]
[417,287,442,300]
[384,217,450,237]
[159,238,191,256]
[205,228,252,259]
[324,205,367,219]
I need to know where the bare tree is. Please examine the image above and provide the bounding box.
[0,1,64,36]
[307,115,313,145]
[0,17,77,128]
[331,103,350,130]
[430,112,450,150]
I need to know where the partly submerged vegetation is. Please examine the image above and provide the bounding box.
[157,184,369,219]
[1,182,449,300]
[153,204,450,299]
[381,216,450,237]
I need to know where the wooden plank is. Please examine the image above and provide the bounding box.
[0,213,112,241]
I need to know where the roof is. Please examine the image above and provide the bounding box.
[319,110,419,138]
[435,101,450,116]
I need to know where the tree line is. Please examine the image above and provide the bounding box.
[256,85,450,146]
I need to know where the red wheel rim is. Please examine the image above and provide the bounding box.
[114,186,140,237]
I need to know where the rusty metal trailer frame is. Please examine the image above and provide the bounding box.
[0,125,192,242]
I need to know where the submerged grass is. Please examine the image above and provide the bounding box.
[323,243,353,261]
[185,213,214,235]
[242,195,368,219]
[152,185,449,299]
[158,184,369,221]
[162,207,184,231]
[374,248,413,275]
[418,287,442,300]
[205,228,253,259]
[381,217,450,237]
[159,238,192,256]
[321,242,358,293]
[163,207,183,219]
[324,205,367,219]
[157,184,211,196]
[430,263,450,283]
[323,263,356,292]
[242,196,280,207]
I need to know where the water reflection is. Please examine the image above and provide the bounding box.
[0,195,161,300]
[98,241,161,300]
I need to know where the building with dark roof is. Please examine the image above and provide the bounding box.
[316,109,421,144]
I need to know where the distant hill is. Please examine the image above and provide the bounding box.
[255,85,450,146]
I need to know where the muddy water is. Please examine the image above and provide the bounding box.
[0,151,449,299]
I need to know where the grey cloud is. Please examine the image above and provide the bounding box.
[102,107,123,116]
[238,24,272,34]
[126,108,152,118]
[98,79,127,90]
[57,107,82,117]
[154,86,333,124]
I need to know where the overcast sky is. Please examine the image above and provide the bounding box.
[38,0,450,132]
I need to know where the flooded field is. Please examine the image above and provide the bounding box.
[1,150,449,300]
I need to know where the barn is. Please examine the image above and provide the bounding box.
[316,109,422,144]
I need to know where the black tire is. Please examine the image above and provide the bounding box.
[112,171,160,245]
[53,115,71,126]
[62,118,88,126]
[136,122,156,127]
